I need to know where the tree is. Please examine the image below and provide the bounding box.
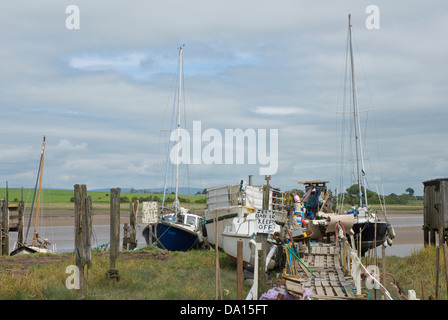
[406,188,415,196]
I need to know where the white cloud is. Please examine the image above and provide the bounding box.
[251,106,307,116]
[69,52,147,71]
[54,139,88,151]
[0,1,447,195]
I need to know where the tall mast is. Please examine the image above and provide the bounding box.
[174,46,183,215]
[348,14,368,207]
[32,136,46,246]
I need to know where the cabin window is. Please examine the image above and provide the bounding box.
[186,215,197,227]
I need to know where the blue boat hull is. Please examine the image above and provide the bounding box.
[142,222,199,251]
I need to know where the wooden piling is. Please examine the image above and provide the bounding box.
[1,182,9,255]
[256,176,270,299]
[108,188,121,280]
[74,184,92,295]
[237,240,243,300]
[1,199,9,256]
[443,243,448,296]
[382,245,386,289]
[17,187,24,246]
[123,200,138,250]
[214,210,223,300]
[435,244,440,299]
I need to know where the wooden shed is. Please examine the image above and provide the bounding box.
[423,178,448,246]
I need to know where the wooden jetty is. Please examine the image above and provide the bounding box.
[280,239,369,300]
[299,242,359,300]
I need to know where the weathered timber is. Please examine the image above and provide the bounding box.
[74,184,92,294]
[108,188,121,280]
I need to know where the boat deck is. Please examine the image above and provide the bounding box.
[297,243,364,300]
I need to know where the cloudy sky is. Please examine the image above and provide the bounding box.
[0,1,447,196]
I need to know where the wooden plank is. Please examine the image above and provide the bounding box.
[329,272,338,286]
[314,272,322,286]
[321,272,330,287]
[324,286,335,296]
[334,286,346,297]
[315,286,325,296]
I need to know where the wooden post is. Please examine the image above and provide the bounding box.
[215,211,223,300]
[129,200,138,249]
[1,199,9,255]
[108,188,121,280]
[382,245,386,289]
[435,244,440,299]
[123,200,138,250]
[256,175,270,299]
[0,200,4,256]
[2,182,9,255]
[237,240,243,300]
[17,187,24,246]
[74,184,92,296]
[443,243,448,296]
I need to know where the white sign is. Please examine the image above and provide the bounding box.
[142,201,158,224]
[255,209,275,234]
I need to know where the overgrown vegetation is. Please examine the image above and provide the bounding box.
[0,246,249,300]
[366,246,447,300]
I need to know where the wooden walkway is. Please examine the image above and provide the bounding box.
[298,243,361,300]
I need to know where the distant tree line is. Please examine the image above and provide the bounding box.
[119,195,205,204]
[287,185,421,206]
[339,184,421,205]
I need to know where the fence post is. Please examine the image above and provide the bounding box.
[74,184,92,296]
[108,188,121,280]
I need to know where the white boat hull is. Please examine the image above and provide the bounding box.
[221,213,281,268]
[204,205,253,249]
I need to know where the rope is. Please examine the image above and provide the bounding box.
[282,244,315,277]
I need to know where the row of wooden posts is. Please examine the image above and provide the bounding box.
[0,183,25,256]
[74,184,137,295]
[216,175,271,300]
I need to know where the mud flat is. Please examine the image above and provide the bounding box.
[17,208,424,256]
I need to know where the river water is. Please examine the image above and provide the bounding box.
[8,215,424,257]
[8,224,149,254]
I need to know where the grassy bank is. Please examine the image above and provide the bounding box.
[0,188,207,211]
[0,242,445,300]
[0,245,250,300]
[366,246,447,300]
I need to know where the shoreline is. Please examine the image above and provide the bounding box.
[30,209,424,246]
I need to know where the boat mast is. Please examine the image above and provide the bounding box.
[24,137,44,245]
[32,136,46,246]
[174,46,183,215]
[348,15,368,208]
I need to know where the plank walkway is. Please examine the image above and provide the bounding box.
[299,242,361,300]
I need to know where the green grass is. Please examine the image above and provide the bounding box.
[363,246,447,300]
[0,188,207,211]
[0,246,250,300]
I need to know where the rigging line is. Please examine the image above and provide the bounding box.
[154,54,178,197]
[180,57,191,196]
[337,35,349,211]
[161,50,181,210]
[182,52,203,193]
[24,139,44,245]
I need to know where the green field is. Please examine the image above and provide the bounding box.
[0,188,207,211]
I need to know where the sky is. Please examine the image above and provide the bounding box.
[0,1,447,197]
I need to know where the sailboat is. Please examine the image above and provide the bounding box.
[10,136,57,255]
[338,15,394,255]
[142,46,204,251]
